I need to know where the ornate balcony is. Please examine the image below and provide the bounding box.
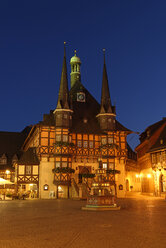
[53,173,72,186]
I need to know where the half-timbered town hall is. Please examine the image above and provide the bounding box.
[0,46,139,199]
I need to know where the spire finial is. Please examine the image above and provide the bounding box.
[103,48,106,63]
[64,41,66,57]
[74,50,77,56]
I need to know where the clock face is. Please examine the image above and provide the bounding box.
[77,92,85,102]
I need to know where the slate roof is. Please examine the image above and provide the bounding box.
[0,126,31,170]
[18,148,39,165]
[127,143,137,161]
[70,81,131,133]
[70,81,101,134]
[41,110,55,126]
[148,125,166,152]
[139,118,166,143]
[40,80,131,134]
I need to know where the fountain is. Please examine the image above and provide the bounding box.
[82,161,120,211]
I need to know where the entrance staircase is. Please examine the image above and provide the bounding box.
[71,178,91,199]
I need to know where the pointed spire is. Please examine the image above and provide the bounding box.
[56,42,69,109]
[100,49,112,113]
[64,93,69,109]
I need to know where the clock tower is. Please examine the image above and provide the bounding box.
[70,50,81,88]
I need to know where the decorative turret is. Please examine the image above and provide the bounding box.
[70,50,81,88]
[97,49,116,131]
[54,43,73,128]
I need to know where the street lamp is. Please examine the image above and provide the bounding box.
[5,170,10,175]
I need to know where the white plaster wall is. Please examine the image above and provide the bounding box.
[126,171,141,192]
[39,157,56,199]
[115,158,126,198]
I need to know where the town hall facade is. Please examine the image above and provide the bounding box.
[0,46,140,199]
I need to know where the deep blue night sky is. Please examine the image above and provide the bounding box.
[0,0,166,149]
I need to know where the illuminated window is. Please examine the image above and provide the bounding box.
[56,135,61,141]
[26,166,32,175]
[64,114,67,119]
[108,137,113,144]
[89,141,93,148]
[56,162,60,168]
[83,141,88,148]
[109,163,114,169]
[101,137,107,145]
[62,162,67,168]
[63,135,68,142]
[103,163,107,169]
[77,140,82,147]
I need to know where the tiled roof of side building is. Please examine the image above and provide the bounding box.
[115,120,132,132]
[140,118,166,143]
[0,126,32,170]
[127,143,137,161]
[40,111,55,126]
[18,148,39,165]
[148,125,166,152]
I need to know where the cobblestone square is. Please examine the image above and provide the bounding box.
[0,196,166,248]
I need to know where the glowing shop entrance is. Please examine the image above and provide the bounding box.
[18,183,38,198]
[57,186,64,198]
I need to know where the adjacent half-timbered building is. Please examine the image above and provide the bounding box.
[16,46,139,199]
[0,128,31,198]
[136,118,166,196]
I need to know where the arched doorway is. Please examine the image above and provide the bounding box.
[78,166,90,183]
[57,185,64,198]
